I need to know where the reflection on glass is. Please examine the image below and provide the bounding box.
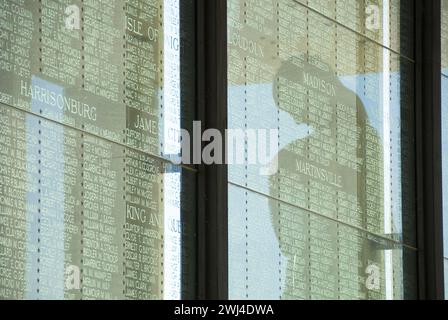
[0,0,194,161]
[228,0,416,300]
[0,0,195,300]
[229,185,416,300]
[0,107,196,300]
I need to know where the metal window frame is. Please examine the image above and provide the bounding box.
[196,0,446,300]
[415,0,445,300]
[196,0,229,300]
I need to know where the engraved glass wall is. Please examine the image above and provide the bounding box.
[0,0,196,300]
[228,0,417,299]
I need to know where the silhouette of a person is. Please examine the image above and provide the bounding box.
[269,55,386,300]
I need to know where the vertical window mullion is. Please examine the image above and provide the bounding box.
[415,0,445,300]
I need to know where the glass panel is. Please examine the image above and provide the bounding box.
[0,0,196,300]
[228,0,416,300]
[228,0,415,245]
[0,106,196,299]
[0,0,194,164]
[229,184,417,300]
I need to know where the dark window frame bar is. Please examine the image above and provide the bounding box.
[196,0,229,300]
[196,0,446,300]
[415,0,445,300]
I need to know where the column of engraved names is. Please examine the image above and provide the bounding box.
[333,20,366,300]
[241,0,279,196]
[81,134,124,299]
[162,165,183,299]
[125,0,162,155]
[124,150,163,300]
[275,2,299,300]
[83,0,122,105]
[278,204,309,299]
[364,43,383,235]
[243,1,281,298]
[245,0,278,190]
[338,225,366,299]
[334,89,368,299]
[38,120,80,299]
[0,0,36,108]
[307,88,339,217]
[309,13,339,299]
[335,100,363,224]
[40,0,81,89]
[335,26,362,228]
[61,125,83,300]
[385,64,406,295]
[0,107,31,299]
[82,0,124,142]
[227,0,247,187]
[276,73,308,209]
[277,5,311,300]
[308,11,335,70]
[306,14,338,219]
[303,47,340,300]
[335,0,363,38]
[278,1,306,61]
[308,215,338,299]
